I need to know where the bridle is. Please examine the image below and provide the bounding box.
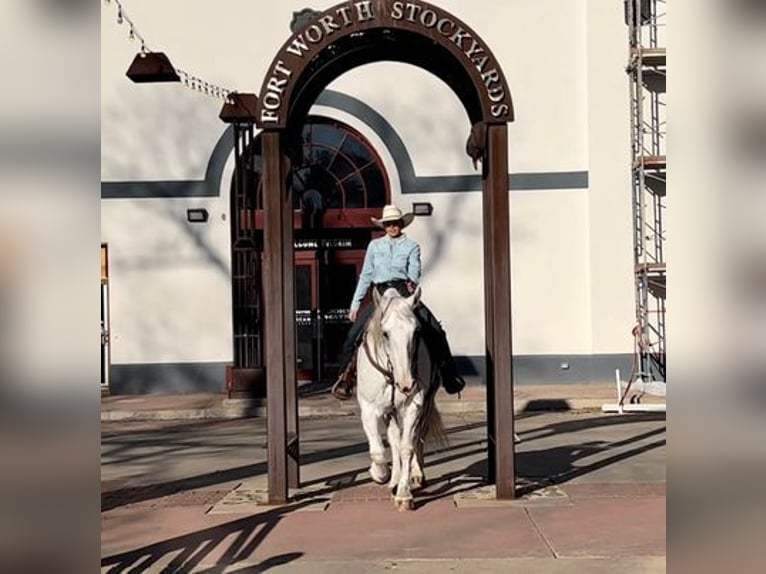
[362,298,420,396]
[363,335,394,387]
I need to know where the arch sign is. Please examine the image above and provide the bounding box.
[255,0,516,505]
[256,0,514,128]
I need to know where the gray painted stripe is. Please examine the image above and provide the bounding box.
[109,362,228,395]
[458,354,633,384]
[406,171,589,193]
[316,90,588,194]
[106,355,631,394]
[101,92,587,199]
[101,180,213,199]
[509,171,588,191]
[101,125,233,199]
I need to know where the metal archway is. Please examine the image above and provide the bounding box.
[255,0,516,503]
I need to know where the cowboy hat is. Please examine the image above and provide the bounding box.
[371,204,415,229]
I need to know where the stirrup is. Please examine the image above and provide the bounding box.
[331,361,356,401]
[331,378,354,401]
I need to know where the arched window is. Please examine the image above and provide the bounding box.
[296,118,389,210]
[243,117,390,223]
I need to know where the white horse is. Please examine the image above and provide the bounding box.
[356,286,446,511]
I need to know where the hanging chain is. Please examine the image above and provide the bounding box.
[104,0,233,101]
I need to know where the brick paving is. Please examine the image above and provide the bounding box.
[101,411,666,573]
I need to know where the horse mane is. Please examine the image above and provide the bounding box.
[365,288,396,346]
[365,288,414,346]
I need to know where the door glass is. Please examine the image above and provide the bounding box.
[322,260,361,370]
[295,264,314,372]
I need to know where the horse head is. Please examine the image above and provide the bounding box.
[371,287,422,395]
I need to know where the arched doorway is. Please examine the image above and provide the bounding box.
[229,117,391,387]
[253,0,515,503]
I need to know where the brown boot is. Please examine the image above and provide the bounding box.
[331,359,356,401]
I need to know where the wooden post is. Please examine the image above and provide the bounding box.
[281,153,300,490]
[483,123,516,499]
[262,131,288,504]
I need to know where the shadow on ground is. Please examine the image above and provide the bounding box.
[103,413,665,509]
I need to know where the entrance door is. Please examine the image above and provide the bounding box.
[295,248,366,383]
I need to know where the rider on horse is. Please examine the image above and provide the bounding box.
[332,204,466,400]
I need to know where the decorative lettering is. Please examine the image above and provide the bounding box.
[263,91,281,110]
[450,26,470,50]
[491,103,510,117]
[319,14,341,34]
[436,17,454,35]
[304,24,323,43]
[355,1,375,22]
[286,35,310,57]
[488,86,505,103]
[261,109,279,122]
[260,0,512,125]
[391,1,404,20]
[266,76,288,94]
[465,39,485,60]
[274,60,292,78]
[405,2,422,22]
[336,5,353,25]
[481,69,500,88]
[420,9,437,28]
[472,55,489,73]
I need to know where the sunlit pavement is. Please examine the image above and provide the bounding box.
[101,411,666,573]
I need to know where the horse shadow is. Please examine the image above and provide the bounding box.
[410,421,666,507]
[101,504,307,573]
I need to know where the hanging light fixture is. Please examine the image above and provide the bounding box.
[106,0,233,94]
[126,52,180,83]
[219,93,259,123]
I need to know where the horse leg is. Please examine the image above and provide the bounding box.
[393,402,419,511]
[360,402,390,485]
[410,439,425,491]
[386,416,401,496]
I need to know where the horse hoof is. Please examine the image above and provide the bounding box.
[395,497,414,512]
[369,465,390,485]
[410,476,425,491]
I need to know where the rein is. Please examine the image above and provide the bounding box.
[363,335,394,386]
[362,296,420,393]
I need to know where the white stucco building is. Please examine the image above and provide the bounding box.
[101,0,641,394]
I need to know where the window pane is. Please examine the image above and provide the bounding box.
[340,136,374,168]
[295,265,312,310]
[254,118,388,212]
[310,146,334,168]
[361,164,386,207]
[329,154,355,182]
[342,174,366,209]
[305,124,343,149]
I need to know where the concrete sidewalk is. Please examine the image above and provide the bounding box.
[101,381,665,421]
[101,411,666,573]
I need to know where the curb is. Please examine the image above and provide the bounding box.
[100,398,613,422]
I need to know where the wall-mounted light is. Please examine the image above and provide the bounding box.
[187,208,209,223]
[412,202,433,216]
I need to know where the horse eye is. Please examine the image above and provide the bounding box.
[382,331,389,339]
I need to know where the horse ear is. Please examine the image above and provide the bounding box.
[373,287,382,307]
[408,285,421,307]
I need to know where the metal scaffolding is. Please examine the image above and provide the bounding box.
[626,0,666,387]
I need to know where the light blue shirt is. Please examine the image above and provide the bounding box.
[350,234,421,311]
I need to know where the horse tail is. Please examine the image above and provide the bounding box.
[418,392,448,450]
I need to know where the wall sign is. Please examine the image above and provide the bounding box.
[257,0,513,127]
